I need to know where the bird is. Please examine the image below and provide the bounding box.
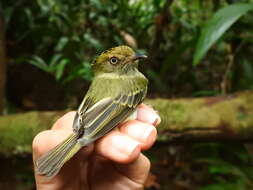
[35,45,148,177]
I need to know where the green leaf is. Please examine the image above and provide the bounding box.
[28,56,49,72]
[242,58,253,81]
[49,54,62,69]
[193,3,253,65]
[54,37,69,52]
[199,183,241,190]
[3,7,14,27]
[55,59,68,80]
[83,33,103,49]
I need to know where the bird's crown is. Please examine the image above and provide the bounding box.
[93,45,135,65]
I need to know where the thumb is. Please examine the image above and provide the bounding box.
[32,112,94,190]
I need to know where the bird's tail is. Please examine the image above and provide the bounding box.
[35,133,81,177]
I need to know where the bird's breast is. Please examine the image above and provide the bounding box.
[88,72,148,102]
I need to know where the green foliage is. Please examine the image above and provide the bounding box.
[146,142,253,190]
[29,54,69,80]
[194,3,253,65]
[193,143,253,190]
[2,1,253,188]
[3,0,253,95]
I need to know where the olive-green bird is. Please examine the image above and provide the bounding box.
[35,45,148,177]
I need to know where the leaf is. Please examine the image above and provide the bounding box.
[199,183,241,190]
[37,0,51,13]
[3,7,14,28]
[49,54,62,69]
[193,3,253,65]
[28,56,49,72]
[55,59,68,80]
[242,58,253,81]
[54,37,69,52]
[83,33,103,49]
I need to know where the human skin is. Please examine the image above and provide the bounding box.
[32,104,160,190]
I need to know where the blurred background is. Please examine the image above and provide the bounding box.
[1,0,253,189]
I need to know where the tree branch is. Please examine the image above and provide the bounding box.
[146,91,253,143]
[1,91,253,155]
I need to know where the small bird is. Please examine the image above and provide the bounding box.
[35,45,148,177]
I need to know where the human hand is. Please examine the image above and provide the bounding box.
[32,104,160,190]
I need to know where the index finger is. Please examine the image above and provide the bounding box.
[52,111,76,130]
[137,104,161,126]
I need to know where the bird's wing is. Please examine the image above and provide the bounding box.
[73,87,147,145]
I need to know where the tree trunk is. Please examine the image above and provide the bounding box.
[0,91,253,155]
[0,6,6,114]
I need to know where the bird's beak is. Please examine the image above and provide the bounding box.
[124,54,147,64]
[131,53,148,61]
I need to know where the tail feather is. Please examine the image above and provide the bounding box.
[35,133,81,177]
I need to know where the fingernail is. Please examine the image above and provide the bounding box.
[127,123,155,142]
[138,108,161,125]
[153,116,161,126]
[153,109,161,125]
[112,135,140,156]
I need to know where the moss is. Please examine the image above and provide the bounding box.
[145,98,219,131]
[1,92,253,155]
[145,92,253,141]
[0,112,60,156]
[209,93,253,137]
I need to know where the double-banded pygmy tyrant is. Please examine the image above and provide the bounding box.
[35,45,148,177]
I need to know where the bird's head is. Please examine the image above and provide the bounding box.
[92,45,147,75]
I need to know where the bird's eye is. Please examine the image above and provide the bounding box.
[109,57,119,65]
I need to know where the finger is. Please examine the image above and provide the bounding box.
[95,131,141,164]
[115,153,150,187]
[33,130,93,189]
[52,111,76,130]
[32,129,76,188]
[33,112,92,190]
[119,120,157,150]
[137,104,161,126]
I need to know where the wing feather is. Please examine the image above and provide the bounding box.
[73,87,147,146]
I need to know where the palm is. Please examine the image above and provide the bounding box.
[88,155,145,190]
[33,104,159,190]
